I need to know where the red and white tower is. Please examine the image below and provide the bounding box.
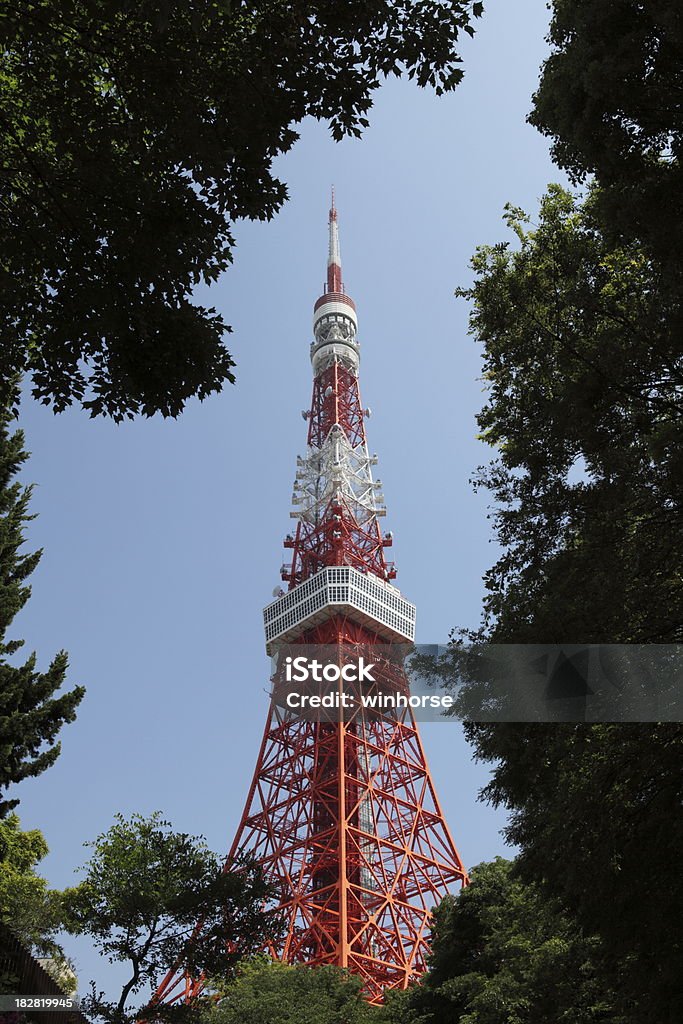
[157,195,467,1005]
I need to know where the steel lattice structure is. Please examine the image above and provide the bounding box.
[155,195,467,1007]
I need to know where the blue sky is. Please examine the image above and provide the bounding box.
[13,0,566,1000]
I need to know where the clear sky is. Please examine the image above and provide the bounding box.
[13,0,566,1000]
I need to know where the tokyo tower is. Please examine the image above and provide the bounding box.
[156,194,467,1005]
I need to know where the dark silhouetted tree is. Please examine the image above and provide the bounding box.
[0,1,483,420]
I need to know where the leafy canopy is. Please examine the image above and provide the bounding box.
[451,185,682,1020]
[0,812,71,972]
[457,185,682,643]
[460,725,683,1024]
[205,958,377,1024]
[387,858,619,1024]
[439,7,683,1024]
[530,0,683,268]
[63,812,277,1024]
[1,0,482,420]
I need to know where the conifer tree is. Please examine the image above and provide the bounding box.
[0,384,84,816]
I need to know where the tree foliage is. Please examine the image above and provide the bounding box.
[63,812,278,1024]
[459,726,683,1024]
[205,959,376,1024]
[387,858,619,1024]
[457,185,681,643]
[0,385,84,817]
[0,812,69,967]
[0,0,482,420]
[446,8,683,1023]
[530,0,683,269]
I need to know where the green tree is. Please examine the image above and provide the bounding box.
[457,185,681,643]
[530,1,683,269]
[442,8,683,1022]
[0,813,68,964]
[450,185,683,1021]
[63,812,278,1024]
[387,858,619,1024]
[205,959,376,1024]
[0,0,482,421]
[458,726,683,1024]
[0,385,84,817]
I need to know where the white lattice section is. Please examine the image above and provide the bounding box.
[291,426,384,525]
[263,567,416,653]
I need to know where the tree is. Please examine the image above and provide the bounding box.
[204,959,377,1024]
[456,185,682,643]
[0,813,70,968]
[0,1,483,421]
[458,726,683,1024]
[0,384,84,817]
[530,1,683,270]
[441,8,683,1021]
[449,184,683,1021]
[63,812,278,1024]
[386,858,619,1024]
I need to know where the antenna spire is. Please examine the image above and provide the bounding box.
[327,186,342,293]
